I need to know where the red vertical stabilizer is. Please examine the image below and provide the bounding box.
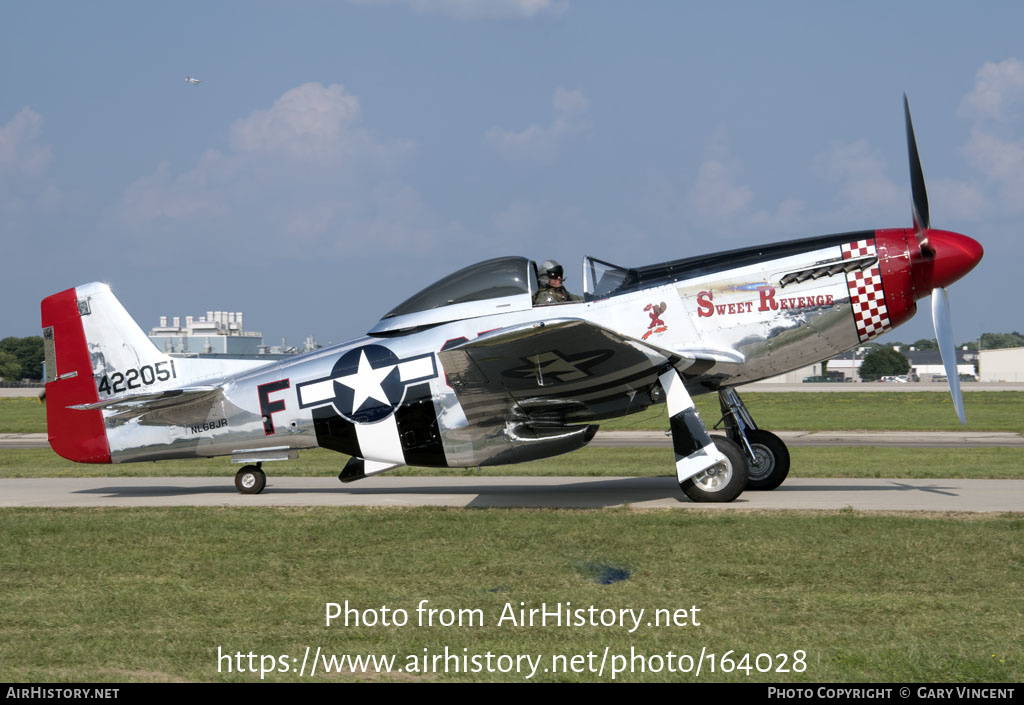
[40,288,110,463]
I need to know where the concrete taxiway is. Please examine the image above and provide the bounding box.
[1,476,1020,512]
[5,428,1021,512]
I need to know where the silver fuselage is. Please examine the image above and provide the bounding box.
[103,234,877,467]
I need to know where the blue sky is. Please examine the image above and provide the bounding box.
[3,1,1022,347]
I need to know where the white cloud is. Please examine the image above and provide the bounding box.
[955,58,1024,216]
[486,87,590,161]
[962,128,1024,213]
[679,150,806,239]
[674,68,1024,236]
[232,83,355,161]
[552,86,588,114]
[115,154,232,226]
[631,129,802,241]
[0,107,52,179]
[0,107,66,232]
[929,179,990,221]
[282,204,338,243]
[963,129,1024,182]
[686,158,753,224]
[349,0,568,20]
[815,139,903,222]
[746,198,807,234]
[339,182,456,254]
[958,59,1024,122]
[228,82,411,165]
[109,83,437,257]
[674,130,903,240]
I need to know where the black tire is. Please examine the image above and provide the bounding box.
[743,429,790,491]
[235,465,266,494]
[680,436,748,503]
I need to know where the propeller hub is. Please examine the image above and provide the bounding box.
[910,229,983,299]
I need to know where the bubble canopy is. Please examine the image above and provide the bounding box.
[369,257,538,334]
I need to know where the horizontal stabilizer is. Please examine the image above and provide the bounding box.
[69,386,222,412]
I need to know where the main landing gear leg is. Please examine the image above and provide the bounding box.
[717,387,790,491]
[661,369,747,502]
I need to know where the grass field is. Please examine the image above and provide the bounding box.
[0,397,47,433]
[3,395,1022,684]
[1,507,1021,683]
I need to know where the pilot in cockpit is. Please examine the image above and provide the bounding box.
[534,260,583,305]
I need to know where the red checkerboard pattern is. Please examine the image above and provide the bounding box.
[842,239,891,341]
[841,239,874,260]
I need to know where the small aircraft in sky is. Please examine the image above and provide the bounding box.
[40,97,982,502]
[185,77,200,85]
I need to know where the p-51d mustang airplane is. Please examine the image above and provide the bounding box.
[41,98,982,502]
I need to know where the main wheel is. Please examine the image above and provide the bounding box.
[680,436,748,503]
[234,465,267,494]
[743,429,790,491]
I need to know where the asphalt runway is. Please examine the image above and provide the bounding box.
[1,476,1021,512]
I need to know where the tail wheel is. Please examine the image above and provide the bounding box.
[744,429,791,491]
[680,436,748,503]
[235,465,267,494]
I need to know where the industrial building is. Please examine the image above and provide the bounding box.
[749,345,980,384]
[900,348,978,381]
[979,347,1024,382]
[148,311,263,355]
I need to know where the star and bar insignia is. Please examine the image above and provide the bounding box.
[297,344,437,424]
[502,349,613,386]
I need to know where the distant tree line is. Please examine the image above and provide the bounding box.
[1,330,1022,384]
[886,332,1024,351]
[858,347,911,381]
[0,337,44,381]
[978,332,1024,350]
[857,331,1024,380]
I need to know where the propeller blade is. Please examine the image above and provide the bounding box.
[931,286,966,425]
[904,94,932,252]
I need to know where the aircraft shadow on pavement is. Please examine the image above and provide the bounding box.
[74,477,683,508]
[72,477,962,505]
[75,484,240,497]
[775,481,960,497]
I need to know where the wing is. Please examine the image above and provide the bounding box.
[438,318,735,428]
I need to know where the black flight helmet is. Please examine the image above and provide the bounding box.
[539,259,564,287]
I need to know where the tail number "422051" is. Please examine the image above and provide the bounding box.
[97,360,177,395]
